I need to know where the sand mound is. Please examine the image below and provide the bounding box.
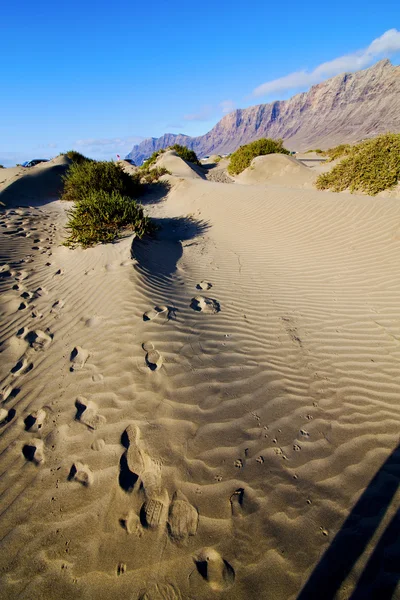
[236,153,316,188]
[0,155,71,208]
[154,150,205,179]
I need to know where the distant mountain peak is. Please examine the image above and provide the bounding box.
[128,60,400,163]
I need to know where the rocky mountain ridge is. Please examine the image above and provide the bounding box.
[127,60,400,164]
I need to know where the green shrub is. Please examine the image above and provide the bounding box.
[0,165,4,169]
[316,133,400,195]
[64,190,152,248]
[62,150,92,164]
[141,149,165,169]
[324,144,352,162]
[228,138,290,175]
[140,166,171,183]
[62,160,142,202]
[170,144,200,165]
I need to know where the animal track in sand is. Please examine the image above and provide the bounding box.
[70,346,89,371]
[168,491,199,542]
[75,397,106,430]
[68,462,94,486]
[116,563,126,576]
[24,409,46,432]
[54,269,64,276]
[196,281,212,291]
[194,548,235,591]
[51,299,64,313]
[234,459,243,469]
[190,296,220,314]
[143,305,168,321]
[230,488,245,516]
[22,438,45,465]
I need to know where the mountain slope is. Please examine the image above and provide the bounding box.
[127,60,400,163]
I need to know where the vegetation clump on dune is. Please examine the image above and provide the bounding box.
[64,190,152,248]
[62,160,152,247]
[62,160,142,203]
[227,138,290,175]
[140,166,171,183]
[170,144,200,165]
[316,133,400,195]
[62,150,92,164]
[323,144,352,162]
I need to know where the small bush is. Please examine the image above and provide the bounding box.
[170,144,200,165]
[62,150,92,164]
[316,133,400,196]
[62,160,142,202]
[0,165,4,168]
[140,166,171,184]
[324,144,352,162]
[228,138,290,175]
[64,190,152,248]
[142,149,165,169]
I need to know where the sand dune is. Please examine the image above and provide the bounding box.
[154,150,206,179]
[236,153,316,188]
[0,160,399,599]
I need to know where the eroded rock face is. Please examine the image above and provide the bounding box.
[127,60,400,162]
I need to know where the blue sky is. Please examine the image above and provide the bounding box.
[1,0,399,165]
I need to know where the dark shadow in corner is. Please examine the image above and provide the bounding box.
[131,216,210,279]
[297,443,400,600]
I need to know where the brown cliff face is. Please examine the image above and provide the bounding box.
[128,60,400,163]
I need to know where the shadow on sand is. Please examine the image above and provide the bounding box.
[0,163,69,208]
[297,442,400,600]
[131,216,209,279]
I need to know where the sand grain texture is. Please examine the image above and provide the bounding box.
[0,160,399,599]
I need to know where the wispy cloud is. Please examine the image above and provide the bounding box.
[220,100,235,114]
[253,28,400,97]
[183,105,214,122]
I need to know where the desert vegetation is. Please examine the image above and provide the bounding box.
[170,144,200,165]
[62,160,142,203]
[62,150,92,164]
[62,160,151,247]
[316,133,400,196]
[64,190,152,248]
[228,138,290,175]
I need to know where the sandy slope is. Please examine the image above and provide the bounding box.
[235,154,316,188]
[0,161,399,600]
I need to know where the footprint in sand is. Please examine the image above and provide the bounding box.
[0,265,12,279]
[75,397,106,430]
[142,342,163,371]
[24,408,46,432]
[25,330,52,351]
[22,438,45,465]
[68,462,94,486]
[168,491,199,542]
[190,296,220,314]
[194,548,235,591]
[143,306,168,322]
[70,346,89,371]
[196,281,212,291]
[119,510,143,536]
[54,269,64,276]
[51,299,64,313]
[120,424,161,493]
[11,358,33,377]
[140,489,169,529]
[0,408,15,426]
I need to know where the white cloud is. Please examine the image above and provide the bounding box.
[253,28,400,97]
[220,99,235,114]
[183,105,214,121]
